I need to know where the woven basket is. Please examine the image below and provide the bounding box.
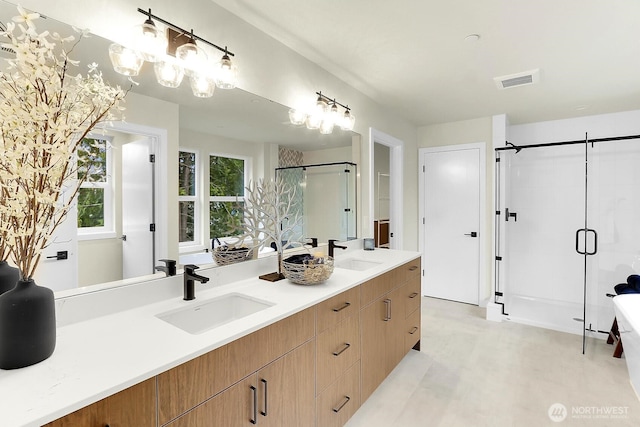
[282,256,334,285]
[213,247,252,266]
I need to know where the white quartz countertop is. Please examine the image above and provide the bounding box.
[0,248,420,427]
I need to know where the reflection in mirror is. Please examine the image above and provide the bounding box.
[277,162,357,243]
[0,2,359,291]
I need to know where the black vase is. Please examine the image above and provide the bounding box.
[0,261,20,296]
[0,279,56,370]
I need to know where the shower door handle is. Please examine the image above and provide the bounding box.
[575,229,586,255]
[586,229,598,255]
[575,228,598,255]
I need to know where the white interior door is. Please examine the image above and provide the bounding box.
[122,138,154,279]
[422,146,480,304]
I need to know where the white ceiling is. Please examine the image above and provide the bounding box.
[211,0,640,126]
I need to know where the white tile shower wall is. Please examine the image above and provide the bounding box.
[503,109,640,334]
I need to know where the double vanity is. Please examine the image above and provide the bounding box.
[0,243,421,427]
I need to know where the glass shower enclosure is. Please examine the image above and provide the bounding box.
[495,135,640,353]
[276,162,357,244]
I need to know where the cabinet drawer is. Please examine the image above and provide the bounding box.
[404,308,421,352]
[316,287,360,333]
[316,361,361,427]
[157,307,315,424]
[317,315,360,394]
[404,276,421,318]
[392,258,421,286]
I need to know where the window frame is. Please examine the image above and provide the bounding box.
[208,153,250,243]
[77,135,115,240]
[178,148,201,250]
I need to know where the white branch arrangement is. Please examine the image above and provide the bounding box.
[240,177,303,275]
[0,7,126,280]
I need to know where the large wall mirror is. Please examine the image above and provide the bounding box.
[0,2,360,291]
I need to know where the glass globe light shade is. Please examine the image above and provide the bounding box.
[189,73,216,98]
[132,22,167,62]
[288,109,306,126]
[319,119,334,135]
[329,102,340,125]
[306,97,327,130]
[154,59,184,88]
[340,110,356,131]
[215,53,238,89]
[108,43,144,77]
[176,40,208,76]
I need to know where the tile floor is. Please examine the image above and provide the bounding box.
[345,297,640,427]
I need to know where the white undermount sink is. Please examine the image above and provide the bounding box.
[157,293,275,335]
[335,258,382,271]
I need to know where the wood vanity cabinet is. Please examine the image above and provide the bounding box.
[360,257,421,402]
[42,378,156,427]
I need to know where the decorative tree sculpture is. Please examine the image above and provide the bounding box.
[241,177,302,280]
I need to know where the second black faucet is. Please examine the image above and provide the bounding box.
[183,265,210,301]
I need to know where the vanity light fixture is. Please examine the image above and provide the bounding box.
[289,92,355,134]
[109,7,237,98]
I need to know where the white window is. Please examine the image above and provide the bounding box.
[77,136,114,238]
[178,149,200,247]
[208,154,248,242]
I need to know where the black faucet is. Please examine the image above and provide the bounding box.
[183,264,210,301]
[155,259,177,277]
[328,239,347,258]
[305,237,318,248]
[212,237,222,250]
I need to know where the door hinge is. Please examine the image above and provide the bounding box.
[422,217,425,225]
[422,165,425,172]
[496,157,501,163]
[495,256,502,261]
[149,223,156,232]
[149,154,156,163]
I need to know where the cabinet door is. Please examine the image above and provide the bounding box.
[43,378,156,427]
[257,339,316,427]
[386,287,406,371]
[360,295,391,401]
[404,307,421,352]
[403,276,421,318]
[316,286,360,333]
[165,375,258,427]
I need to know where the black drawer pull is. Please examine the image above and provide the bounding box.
[333,396,351,413]
[332,302,351,312]
[409,265,418,271]
[409,326,418,335]
[409,292,419,299]
[333,342,351,356]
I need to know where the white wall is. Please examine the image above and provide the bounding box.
[19,0,419,250]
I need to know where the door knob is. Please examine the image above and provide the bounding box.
[464,232,478,237]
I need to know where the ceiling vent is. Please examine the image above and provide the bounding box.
[494,69,540,90]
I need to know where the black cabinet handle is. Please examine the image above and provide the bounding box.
[250,385,257,424]
[409,292,418,299]
[332,302,351,312]
[409,326,419,335]
[260,379,268,417]
[409,265,418,271]
[333,396,351,413]
[333,342,351,357]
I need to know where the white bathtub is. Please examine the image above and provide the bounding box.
[613,294,640,401]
